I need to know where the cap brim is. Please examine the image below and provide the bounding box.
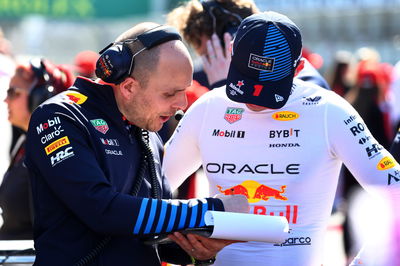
[226,63,294,109]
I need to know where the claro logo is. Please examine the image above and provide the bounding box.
[272,111,299,121]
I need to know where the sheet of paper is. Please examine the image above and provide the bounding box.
[0,240,34,250]
[204,211,289,243]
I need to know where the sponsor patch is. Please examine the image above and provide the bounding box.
[100,138,120,146]
[253,204,299,224]
[272,111,299,121]
[343,115,357,125]
[274,236,312,247]
[45,136,70,155]
[90,119,109,134]
[66,92,88,104]
[269,129,300,138]
[217,180,288,203]
[377,156,396,170]
[41,126,64,144]
[212,129,245,138]
[388,170,400,185]
[275,94,284,102]
[50,146,74,167]
[105,149,123,156]
[269,143,300,148]
[36,117,61,134]
[248,53,274,71]
[224,107,244,124]
[302,96,321,105]
[366,143,383,159]
[228,82,244,96]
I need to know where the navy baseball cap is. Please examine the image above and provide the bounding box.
[226,11,302,109]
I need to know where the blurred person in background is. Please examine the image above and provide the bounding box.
[338,47,394,262]
[0,27,15,179]
[73,50,99,78]
[0,58,74,240]
[327,50,353,97]
[345,47,393,147]
[388,59,400,132]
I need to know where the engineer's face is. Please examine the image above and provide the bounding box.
[126,46,192,132]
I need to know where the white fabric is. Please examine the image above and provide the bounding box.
[163,78,400,266]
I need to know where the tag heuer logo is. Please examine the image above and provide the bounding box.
[224,107,244,124]
[90,119,109,134]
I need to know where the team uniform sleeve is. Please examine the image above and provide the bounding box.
[326,93,400,265]
[163,95,208,192]
[326,93,400,192]
[25,106,224,237]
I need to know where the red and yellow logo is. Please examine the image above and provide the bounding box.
[45,136,70,155]
[66,92,87,105]
[272,111,299,121]
[217,180,288,203]
[377,156,397,170]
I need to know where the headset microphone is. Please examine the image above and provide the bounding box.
[174,110,184,121]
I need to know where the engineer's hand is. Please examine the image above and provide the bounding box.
[201,33,232,86]
[168,232,238,260]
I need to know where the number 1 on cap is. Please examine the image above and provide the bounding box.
[253,85,264,96]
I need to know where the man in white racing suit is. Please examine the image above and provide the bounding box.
[163,11,400,266]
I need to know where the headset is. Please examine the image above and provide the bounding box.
[201,0,243,48]
[95,25,182,84]
[28,58,57,112]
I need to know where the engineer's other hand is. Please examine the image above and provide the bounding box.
[168,232,238,260]
[201,33,232,86]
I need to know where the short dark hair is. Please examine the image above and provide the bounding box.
[167,0,259,50]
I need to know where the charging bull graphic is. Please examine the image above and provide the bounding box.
[217,180,288,203]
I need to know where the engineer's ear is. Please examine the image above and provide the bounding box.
[118,76,140,100]
[294,58,305,77]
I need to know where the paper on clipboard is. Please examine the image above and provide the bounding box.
[204,211,289,243]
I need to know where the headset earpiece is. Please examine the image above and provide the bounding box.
[95,42,133,84]
[95,25,181,84]
[28,58,56,112]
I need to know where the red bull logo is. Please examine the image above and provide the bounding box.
[65,92,87,105]
[253,204,298,224]
[217,180,288,203]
